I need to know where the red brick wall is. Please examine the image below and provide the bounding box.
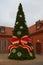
[30,32,43,54]
[0,26,13,53]
[0,36,12,53]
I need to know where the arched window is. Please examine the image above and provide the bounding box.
[3,40,7,50]
[0,40,2,50]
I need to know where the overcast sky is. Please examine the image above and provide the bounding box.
[0,0,43,27]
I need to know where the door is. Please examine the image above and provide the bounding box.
[36,43,41,54]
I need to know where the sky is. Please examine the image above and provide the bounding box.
[0,0,43,27]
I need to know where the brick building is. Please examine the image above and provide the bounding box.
[29,20,43,54]
[0,20,43,54]
[0,26,13,53]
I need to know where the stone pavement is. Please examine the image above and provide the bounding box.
[0,54,43,65]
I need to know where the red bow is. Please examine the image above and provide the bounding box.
[11,35,32,45]
[8,35,32,53]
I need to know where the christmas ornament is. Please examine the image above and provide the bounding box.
[17,31,21,35]
[16,22,19,25]
[20,26,23,29]
[8,53,11,56]
[19,14,22,17]
[12,48,16,53]
[29,52,33,57]
[17,52,22,57]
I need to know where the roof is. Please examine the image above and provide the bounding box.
[0,26,13,36]
[40,20,43,23]
[29,20,43,35]
[0,20,43,36]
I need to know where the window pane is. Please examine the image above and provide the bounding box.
[1,27,5,33]
[3,40,7,50]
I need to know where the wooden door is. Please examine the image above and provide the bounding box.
[36,43,41,54]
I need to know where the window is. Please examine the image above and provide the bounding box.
[0,40,2,50]
[1,27,5,33]
[36,20,41,30]
[3,40,7,50]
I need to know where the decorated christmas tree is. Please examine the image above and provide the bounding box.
[8,3,35,60]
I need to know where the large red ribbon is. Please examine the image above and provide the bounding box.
[8,35,32,53]
[11,35,32,44]
[8,44,32,52]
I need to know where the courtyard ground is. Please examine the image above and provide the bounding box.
[0,54,43,65]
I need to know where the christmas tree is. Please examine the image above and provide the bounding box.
[8,3,35,60]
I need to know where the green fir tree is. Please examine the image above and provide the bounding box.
[8,3,35,60]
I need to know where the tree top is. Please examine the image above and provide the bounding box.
[18,3,23,11]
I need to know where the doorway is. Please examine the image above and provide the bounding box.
[36,43,41,54]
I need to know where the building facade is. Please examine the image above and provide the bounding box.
[29,20,43,54]
[0,20,43,54]
[0,26,13,53]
